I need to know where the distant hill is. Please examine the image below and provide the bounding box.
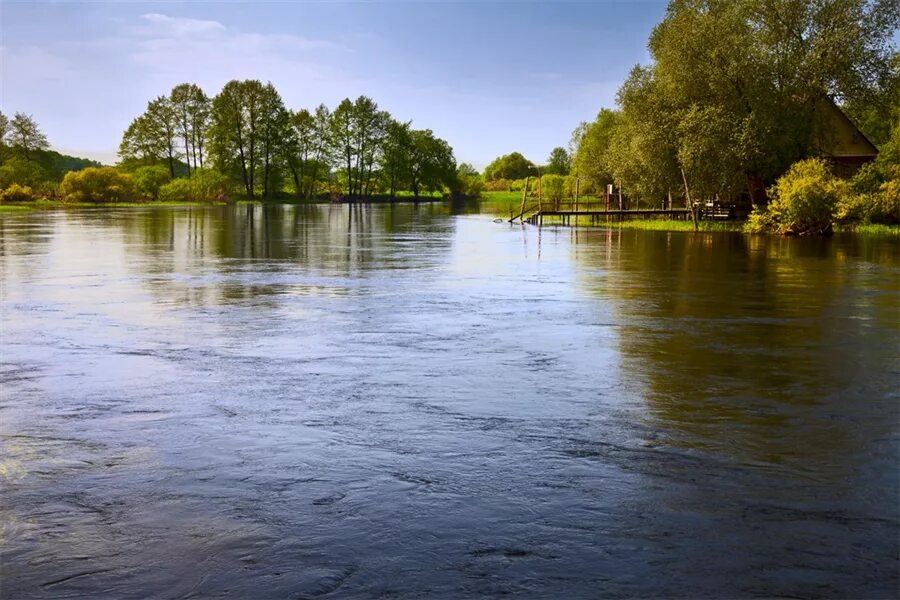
[39,149,103,179]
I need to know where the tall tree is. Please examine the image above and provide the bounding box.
[483,152,535,180]
[9,112,49,159]
[258,83,289,198]
[306,104,333,198]
[663,0,896,194]
[381,119,413,199]
[170,83,210,174]
[545,147,571,175]
[330,98,356,199]
[571,109,620,193]
[119,97,180,177]
[409,129,456,199]
[209,80,265,197]
[287,108,315,197]
[0,111,10,165]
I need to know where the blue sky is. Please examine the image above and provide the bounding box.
[1,1,667,167]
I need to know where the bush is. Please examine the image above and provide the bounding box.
[455,173,483,197]
[157,178,192,203]
[158,170,231,203]
[483,178,510,192]
[133,165,171,200]
[59,167,137,203]
[836,165,900,225]
[0,183,34,203]
[748,158,848,235]
[0,158,49,188]
[542,174,565,202]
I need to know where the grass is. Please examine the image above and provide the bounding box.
[834,223,900,236]
[0,199,233,211]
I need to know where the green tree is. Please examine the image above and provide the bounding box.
[209,80,288,198]
[9,112,49,158]
[120,97,180,177]
[545,147,571,175]
[483,152,535,181]
[409,129,456,199]
[258,83,290,198]
[453,162,483,197]
[381,119,413,199]
[571,109,621,194]
[287,108,315,197]
[306,104,333,198]
[329,96,387,199]
[133,165,171,200]
[0,111,10,164]
[643,0,899,201]
[170,83,210,174]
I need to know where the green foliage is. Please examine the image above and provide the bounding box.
[545,147,570,176]
[133,165,172,199]
[837,170,900,225]
[0,156,49,188]
[158,170,231,203]
[8,112,49,156]
[0,183,34,203]
[571,109,620,193]
[453,163,483,197]
[605,0,899,206]
[746,159,848,234]
[483,152,535,181]
[483,178,510,192]
[60,167,137,203]
[542,174,565,202]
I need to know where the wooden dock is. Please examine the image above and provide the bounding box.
[509,200,692,226]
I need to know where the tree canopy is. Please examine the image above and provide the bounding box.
[483,152,535,181]
[569,0,900,205]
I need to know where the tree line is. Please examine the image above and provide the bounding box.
[479,0,898,225]
[565,0,899,209]
[120,81,464,201]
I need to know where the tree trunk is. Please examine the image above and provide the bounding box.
[681,168,698,231]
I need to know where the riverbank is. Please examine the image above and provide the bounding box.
[3,197,897,237]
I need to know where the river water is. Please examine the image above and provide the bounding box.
[1,203,897,599]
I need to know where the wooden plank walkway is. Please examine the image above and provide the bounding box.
[518,207,692,225]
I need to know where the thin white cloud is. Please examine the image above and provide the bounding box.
[140,13,226,37]
[128,13,353,112]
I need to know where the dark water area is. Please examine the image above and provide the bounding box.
[1,203,898,599]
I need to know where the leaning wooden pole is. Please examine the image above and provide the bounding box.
[680,167,699,231]
[575,177,580,214]
[519,176,529,221]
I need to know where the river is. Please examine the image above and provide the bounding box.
[1,203,897,598]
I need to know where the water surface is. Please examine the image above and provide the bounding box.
[1,204,898,598]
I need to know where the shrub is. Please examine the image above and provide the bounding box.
[157,178,192,203]
[849,161,883,195]
[59,167,137,203]
[455,173,483,197]
[836,166,900,225]
[0,183,34,203]
[483,178,511,192]
[0,158,49,188]
[542,174,565,203]
[190,170,230,202]
[750,158,848,235]
[158,170,231,203]
[133,165,171,200]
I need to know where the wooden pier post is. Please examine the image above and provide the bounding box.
[519,176,530,222]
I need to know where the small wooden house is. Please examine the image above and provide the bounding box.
[814,98,879,176]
